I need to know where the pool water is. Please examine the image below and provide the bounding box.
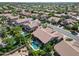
[31,40,41,50]
[32,42,39,49]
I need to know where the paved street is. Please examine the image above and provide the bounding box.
[48,24,79,42]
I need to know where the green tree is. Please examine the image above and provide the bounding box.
[3,37,15,46]
[0,16,7,24]
[71,23,79,31]
[39,50,46,56]
[31,50,39,56]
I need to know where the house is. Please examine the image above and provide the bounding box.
[31,13,39,17]
[20,9,31,16]
[33,11,38,13]
[16,18,40,31]
[48,17,61,24]
[67,12,77,16]
[16,18,40,28]
[40,14,49,21]
[16,8,22,12]
[54,13,66,17]
[5,14,19,20]
[39,11,44,14]
[54,39,79,56]
[32,27,63,44]
[28,19,41,29]
[68,16,79,21]
[3,10,12,14]
[31,13,39,19]
[23,19,41,31]
[76,16,79,21]
[15,18,32,24]
[60,19,77,25]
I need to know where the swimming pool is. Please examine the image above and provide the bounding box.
[31,40,41,50]
[32,42,39,50]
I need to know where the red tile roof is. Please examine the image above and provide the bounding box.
[32,27,62,44]
[54,40,79,56]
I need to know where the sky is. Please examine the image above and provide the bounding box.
[0,0,79,2]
